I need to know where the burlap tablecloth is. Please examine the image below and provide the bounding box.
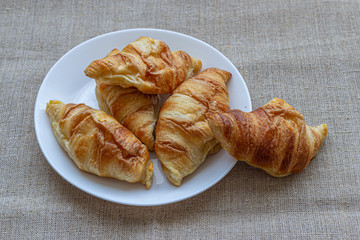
[1,0,359,238]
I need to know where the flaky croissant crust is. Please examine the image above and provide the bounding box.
[84,37,202,94]
[46,100,153,189]
[155,68,231,186]
[96,82,161,151]
[207,98,327,177]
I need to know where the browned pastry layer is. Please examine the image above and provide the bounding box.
[206,98,328,177]
[96,82,161,151]
[46,100,153,189]
[84,37,202,94]
[155,68,231,186]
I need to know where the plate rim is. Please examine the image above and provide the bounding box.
[34,28,252,206]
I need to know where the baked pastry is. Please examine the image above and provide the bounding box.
[45,100,153,189]
[155,68,231,186]
[84,37,202,94]
[96,82,161,151]
[206,98,328,177]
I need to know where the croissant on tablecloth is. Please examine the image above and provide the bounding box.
[206,98,327,177]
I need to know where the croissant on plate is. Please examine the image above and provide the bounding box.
[206,98,328,177]
[84,37,202,94]
[46,100,153,189]
[96,81,161,151]
[155,68,231,186]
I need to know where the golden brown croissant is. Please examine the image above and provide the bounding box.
[96,82,161,151]
[206,98,328,177]
[155,68,231,186]
[45,100,153,189]
[84,37,202,94]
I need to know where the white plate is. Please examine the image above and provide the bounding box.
[34,29,252,206]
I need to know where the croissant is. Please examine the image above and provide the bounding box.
[45,100,153,189]
[155,68,231,186]
[84,37,202,94]
[206,98,328,177]
[96,82,161,151]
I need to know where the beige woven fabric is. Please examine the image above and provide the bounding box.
[1,0,359,238]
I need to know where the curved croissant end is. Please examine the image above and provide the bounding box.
[46,100,153,189]
[206,98,327,177]
[84,37,202,94]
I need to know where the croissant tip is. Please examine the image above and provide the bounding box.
[140,152,154,190]
[170,179,182,186]
[160,165,182,186]
[84,62,98,78]
[319,123,328,138]
[145,179,152,190]
[202,68,232,82]
[191,57,202,73]
[46,100,63,112]
[313,123,327,137]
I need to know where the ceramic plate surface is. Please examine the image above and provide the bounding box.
[34,29,252,206]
